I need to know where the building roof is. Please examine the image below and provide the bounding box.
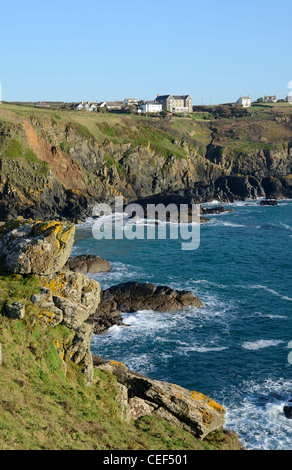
[156,94,191,100]
[145,101,162,105]
[103,101,124,106]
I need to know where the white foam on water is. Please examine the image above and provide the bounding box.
[224,379,292,450]
[88,261,148,289]
[280,222,292,230]
[249,284,292,302]
[178,344,228,354]
[241,339,284,350]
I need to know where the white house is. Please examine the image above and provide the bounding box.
[124,98,138,106]
[236,96,252,108]
[76,101,97,112]
[99,101,125,110]
[264,95,277,103]
[287,95,292,103]
[140,101,163,113]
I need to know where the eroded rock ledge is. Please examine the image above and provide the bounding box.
[94,358,225,440]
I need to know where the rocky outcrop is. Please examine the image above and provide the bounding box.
[90,282,204,335]
[0,218,101,386]
[0,218,75,274]
[96,359,225,439]
[66,254,111,273]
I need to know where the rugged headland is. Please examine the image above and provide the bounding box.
[0,102,291,222]
[1,102,291,450]
[0,217,244,450]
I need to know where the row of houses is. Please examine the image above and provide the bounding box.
[76,95,194,114]
[74,93,291,114]
[234,94,282,108]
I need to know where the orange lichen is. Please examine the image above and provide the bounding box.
[191,391,225,413]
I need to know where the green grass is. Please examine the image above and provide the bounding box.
[4,139,23,158]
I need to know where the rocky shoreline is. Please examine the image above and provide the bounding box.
[0,173,291,224]
[0,216,237,442]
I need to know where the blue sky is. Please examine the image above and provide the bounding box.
[1,0,292,104]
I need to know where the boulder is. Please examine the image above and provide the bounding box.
[98,281,204,314]
[91,282,204,334]
[97,360,225,439]
[39,270,101,329]
[0,218,75,275]
[66,254,111,273]
[4,301,25,320]
[31,287,63,327]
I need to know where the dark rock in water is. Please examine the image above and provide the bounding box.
[260,199,278,206]
[66,254,111,273]
[283,401,292,419]
[90,282,204,335]
[101,282,204,313]
[200,216,210,224]
[201,206,226,214]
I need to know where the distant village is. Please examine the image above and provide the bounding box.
[34,93,292,114]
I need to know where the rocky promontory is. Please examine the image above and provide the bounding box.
[0,217,232,443]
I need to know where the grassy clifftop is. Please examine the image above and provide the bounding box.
[0,102,291,221]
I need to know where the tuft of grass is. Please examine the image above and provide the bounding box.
[4,139,23,158]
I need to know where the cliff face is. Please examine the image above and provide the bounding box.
[0,104,291,221]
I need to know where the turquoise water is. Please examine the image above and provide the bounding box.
[73,199,292,450]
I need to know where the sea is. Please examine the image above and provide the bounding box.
[72,198,292,450]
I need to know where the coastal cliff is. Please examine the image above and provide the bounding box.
[0,103,291,222]
[0,218,244,450]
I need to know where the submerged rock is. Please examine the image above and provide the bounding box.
[0,218,75,275]
[260,199,278,206]
[283,401,292,420]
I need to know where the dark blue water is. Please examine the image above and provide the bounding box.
[72,199,292,450]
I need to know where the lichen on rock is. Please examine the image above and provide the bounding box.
[97,360,225,439]
[0,218,75,275]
